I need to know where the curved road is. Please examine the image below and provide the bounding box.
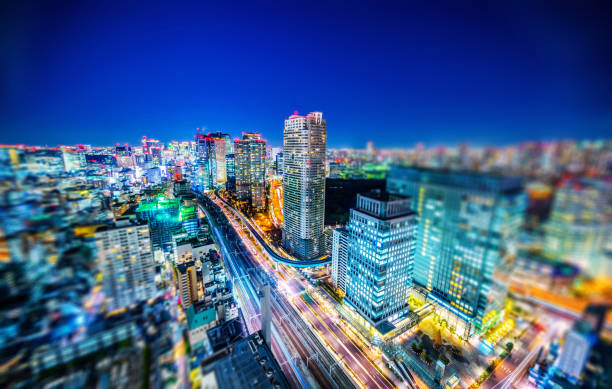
[205,189,331,268]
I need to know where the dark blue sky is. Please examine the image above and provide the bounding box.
[1,1,610,148]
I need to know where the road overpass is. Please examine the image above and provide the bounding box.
[202,189,332,268]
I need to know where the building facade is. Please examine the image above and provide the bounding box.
[208,132,230,184]
[331,227,349,294]
[234,133,266,211]
[543,178,611,277]
[387,167,525,337]
[94,220,156,310]
[282,112,326,260]
[194,133,217,192]
[225,153,236,194]
[344,191,417,332]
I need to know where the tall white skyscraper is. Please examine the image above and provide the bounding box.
[282,111,326,260]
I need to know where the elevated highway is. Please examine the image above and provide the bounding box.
[199,189,331,268]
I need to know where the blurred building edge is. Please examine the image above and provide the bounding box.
[200,330,290,389]
[543,178,612,278]
[94,218,156,311]
[29,321,144,388]
[530,304,610,388]
[387,166,525,338]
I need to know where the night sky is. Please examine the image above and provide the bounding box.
[1,1,610,148]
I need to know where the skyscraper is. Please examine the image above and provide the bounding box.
[344,191,417,333]
[234,133,266,211]
[94,219,156,310]
[282,111,326,260]
[194,133,217,193]
[208,132,230,184]
[387,167,525,337]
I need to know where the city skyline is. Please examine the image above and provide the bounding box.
[1,2,610,389]
[2,1,611,147]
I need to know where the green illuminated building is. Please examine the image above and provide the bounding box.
[136,195,198,247]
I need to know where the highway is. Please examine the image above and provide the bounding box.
[268,178,284,227]
[204,191,399,389]
[198,194,355,388]
[486,317,561,389]
[213,188,331,268]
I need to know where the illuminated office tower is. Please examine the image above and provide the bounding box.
[226,153,236,194]
[387,167,525,337]
[234,133,266,211]
[210,131,232,154]
[344,191,417,332]
[208,132,230,184]
[331,227,349,294]
[543,179,611,277]
[94,219,156,310]
[194,133,217,192]
[282,111,326,260]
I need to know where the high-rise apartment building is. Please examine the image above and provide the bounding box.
[282,111,326,260]
[543,178,611,277]
[387,167,525,337]
[208,132,230,184]
[225,153,236,194]
[344,191,417,332]
[194,133,217,192]
[234,133,266,211]
[94,219,156,310]
[331,227,349,294]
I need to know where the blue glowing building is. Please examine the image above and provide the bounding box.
[344,190,417,334]
[387,167,525,337]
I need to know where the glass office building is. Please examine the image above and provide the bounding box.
[543,178,611,278]
[387,167,525,337]
[234,133,267,211]
[194,133,217,193]
[225,153,236,194]
[344,190,417,333]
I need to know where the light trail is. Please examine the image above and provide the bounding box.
[205,192,397,389]
[202,205,309,388]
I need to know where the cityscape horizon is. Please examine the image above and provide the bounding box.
[1,2,611,389]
